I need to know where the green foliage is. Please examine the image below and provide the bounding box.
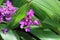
[0,0,3,5]
[0,0,60,40]
[31,26,60,40]
[0,30,20,40]
[11,0,27,7]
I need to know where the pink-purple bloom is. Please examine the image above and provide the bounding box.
[25,27,30,32]
[27,9,34,17]
[19,21,25,29]
[19,9,40,32]
[0,0,17,22]
[0,0,17,34]
[33,20,40,25]
[2,28,8,34]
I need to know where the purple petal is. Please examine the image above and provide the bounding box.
[12,7,17,13]
[1,13,5,16]
[24,16,29,22]
[25,27,30,32]
[6,0,12,7]
[20,25,24,29]
[4,10,10,14]
[19,21,25,25]
[6,17,11,21]
[0,17,3,22]
[27,20,32,25]
[33,20,40,25]
[27,9,34,17]
[0,8,3,12]
[2,28,8,34]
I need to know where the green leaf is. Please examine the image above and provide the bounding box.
[30,3,48,21]
[0,0,3,5]
[43,17,60,34]
[31,26,60,40]
[30,0,60,35]
[0,30,20,40]
[30,0,60,20]
[16,31,35,40]
[11,0,27,7]
[0,24,7,29]
[0,35,3,40]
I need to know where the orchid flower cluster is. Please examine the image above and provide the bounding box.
[0,0,40,33]
[0,0,17,34]
[19,9,40,32]
[0,0,17,22]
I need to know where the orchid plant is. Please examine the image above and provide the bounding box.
[0,0,60,40]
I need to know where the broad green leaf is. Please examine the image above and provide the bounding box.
[31,26,60,40]
[0,0,3,5]
[0,24,7,29]
[0,35,3,40]
[30,3,48,21]
[16,31,35,40]
[30,0,60,20]
[42,0,60,16]
[0,30,20,40]
[43,17,60,34]
[30,0,60,35]
[11,0,27,7]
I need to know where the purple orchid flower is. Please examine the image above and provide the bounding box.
[33,20,40,25]
[19,9,40,32]
[25,27,30,32]
[19,21,25,29]
[2,28,8,34]
[27,9,34,17]
[0,0,17,34]
[0,0,17,22]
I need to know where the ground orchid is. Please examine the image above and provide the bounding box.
[19,9,40,32]
[0,0,17,33]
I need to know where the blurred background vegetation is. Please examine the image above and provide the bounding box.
[0,0,60,40]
